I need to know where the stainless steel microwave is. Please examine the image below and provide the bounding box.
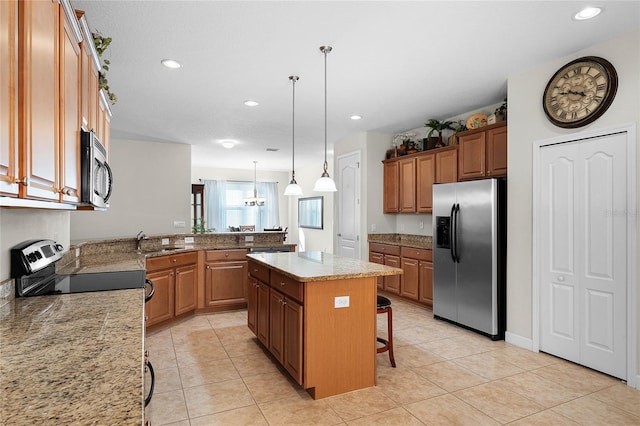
[80,130,112,208]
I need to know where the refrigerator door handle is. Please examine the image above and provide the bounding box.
[454,203,460,263]
[449,204,456,262]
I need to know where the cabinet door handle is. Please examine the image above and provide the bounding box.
[172,259,177,263]
[225,253,229,257]
[15,176,29,186]
[280,281,286,286]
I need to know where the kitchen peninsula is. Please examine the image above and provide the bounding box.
[246,251,402,399]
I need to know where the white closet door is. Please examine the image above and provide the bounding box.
[539,132,627,380]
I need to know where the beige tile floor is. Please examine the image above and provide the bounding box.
[146,294,640,425]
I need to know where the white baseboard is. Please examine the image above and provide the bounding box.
[505,331,533,351]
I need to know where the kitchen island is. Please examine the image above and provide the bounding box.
[246,251,402,399]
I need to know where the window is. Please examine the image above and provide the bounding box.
[204,180,279,232]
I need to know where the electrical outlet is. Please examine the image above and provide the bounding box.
[334,296,350,308]
[162,238,170,245]
[419,220,424,229]
[371,223,376,232]
[173,220,186,228]
[184,237,194,244]
[245,235,254,242]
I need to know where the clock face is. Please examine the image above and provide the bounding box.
[543,56,618,128]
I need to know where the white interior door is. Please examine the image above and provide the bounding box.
[337,152,360,259]
[539,132,627,379]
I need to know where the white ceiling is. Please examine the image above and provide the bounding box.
[72,1,639,172]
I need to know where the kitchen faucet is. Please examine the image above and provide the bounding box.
[136,231,147,252]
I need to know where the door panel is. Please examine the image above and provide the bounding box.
[540,143,579,360]
[338,152,360,259]
[432,183,457,321]
[539,132,627,380]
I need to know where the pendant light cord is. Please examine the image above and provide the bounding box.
[321,46,332,176]
[289,76,299,183]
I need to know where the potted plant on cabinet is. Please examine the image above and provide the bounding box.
[424,119,456,148]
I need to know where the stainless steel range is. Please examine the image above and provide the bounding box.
[11,239,148,297]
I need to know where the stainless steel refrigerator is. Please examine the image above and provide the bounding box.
[432,179,506,340]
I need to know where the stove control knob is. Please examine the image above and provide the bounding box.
[26,253,37,263]
[54,244,64,252]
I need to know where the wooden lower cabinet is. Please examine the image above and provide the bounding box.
[248,260,303,385]
[419,260,433,306]
[269,289,285,361]
[204,249,248,311]
[370,244,433,307]
[369,242,401,294]
[283,297,303,383]
[257,279,270,346]
[400,257,419,300]
[145,268,174,326]
[175,264,197,315]
[146,252,198,329]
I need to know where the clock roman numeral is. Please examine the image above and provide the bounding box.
[597,83,606,91]
[559,110,567,119]
[571,111,578,120]
[550,103,560,112]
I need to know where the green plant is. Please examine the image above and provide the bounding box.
[424,119,456,140]
[495,97,507,119]
[454,120,468,133]
[92,31,117,105]
[192,217,214,234]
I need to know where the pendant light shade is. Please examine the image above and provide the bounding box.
[243,161,266,206]
[313,46,337,192]
[284,75,303,196]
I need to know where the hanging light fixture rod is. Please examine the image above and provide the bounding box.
[284,75,303,196]
[314,45,337,192]
[244,160,266,206]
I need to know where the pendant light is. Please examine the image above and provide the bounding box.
[243,161,266,206]
[284,75,303,196]
[313,46,337,192]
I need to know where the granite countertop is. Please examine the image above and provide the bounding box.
[247,251,403,282]
[0,289,145,425]
[368,233,433,250]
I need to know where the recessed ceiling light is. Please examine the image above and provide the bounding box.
[220,140,235,149]
[573,6,602,20]
[161,59,182,69]
[243,100,259,107]
[350,115,362,120]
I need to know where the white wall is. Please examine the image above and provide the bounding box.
[293,159,335,252]
[71,138,192,240]
[507,31,639,370]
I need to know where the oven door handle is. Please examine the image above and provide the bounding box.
[144,360,155,407]
[103,161,113,203]
[145,279,155,303]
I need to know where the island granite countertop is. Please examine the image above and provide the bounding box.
[0,289,145,425]
[247,251,403,282]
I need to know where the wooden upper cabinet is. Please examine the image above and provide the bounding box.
[458,122,507,180]
[383,160,399,213]
[435,147,458,183]
[416,153,435,213]
[486,124,507,177]
[0,0,19,196]
[19,0,60,201]
[59,3,82,203]
[77,13,100,133]
[398,157,416,213]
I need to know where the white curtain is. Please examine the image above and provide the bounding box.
[204,180,227,232]
[203,180,279,232]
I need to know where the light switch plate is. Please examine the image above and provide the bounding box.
[173,220,186,228]
[184,237,194,244]
[245,235,254,242]
[334,296,350,308]
[162,238,170,245]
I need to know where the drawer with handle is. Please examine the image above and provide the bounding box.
[248,260,270,283]
[270,271,303,303]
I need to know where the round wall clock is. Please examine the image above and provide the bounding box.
[542,56,618,128]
